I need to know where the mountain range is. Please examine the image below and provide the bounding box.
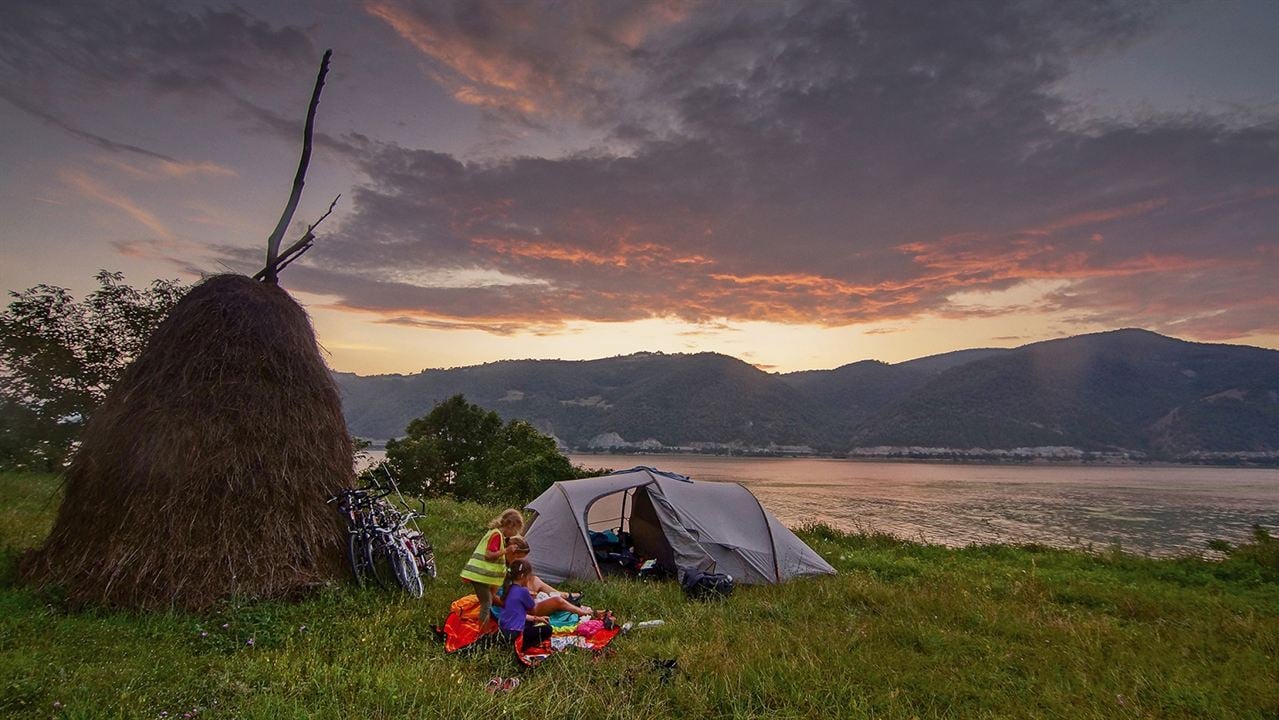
[332,329,1279,459]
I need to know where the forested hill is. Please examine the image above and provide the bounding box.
[334,352,822,448]
[332,330,1279,457]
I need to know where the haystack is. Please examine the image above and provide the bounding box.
[21,274,353,610]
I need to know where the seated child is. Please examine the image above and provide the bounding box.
[498,559,547,643]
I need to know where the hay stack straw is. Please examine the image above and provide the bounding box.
[22,274,353,610]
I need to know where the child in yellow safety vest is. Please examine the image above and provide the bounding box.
[461,508,524,628]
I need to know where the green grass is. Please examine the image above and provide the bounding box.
[1,471,1276,719]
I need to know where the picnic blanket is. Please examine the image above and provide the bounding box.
[440,594,621,662]
[514,614,621,667]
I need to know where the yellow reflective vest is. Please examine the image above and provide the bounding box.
[459,528,506,586]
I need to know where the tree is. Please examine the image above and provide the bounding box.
[385,394,584,504]
[0,270,187,469]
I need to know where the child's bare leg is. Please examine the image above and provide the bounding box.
[532,595,591,616]
[530,575,561,596]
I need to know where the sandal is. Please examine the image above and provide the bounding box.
[484,677,503,693]
[501,677,522,693]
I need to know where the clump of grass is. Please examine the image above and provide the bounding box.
[1210,524,1279,579]
[2,471,1277,720]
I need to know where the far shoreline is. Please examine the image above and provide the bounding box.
[359,442,1278,470]
[565,451,1279,471]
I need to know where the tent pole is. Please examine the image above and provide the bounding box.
[740,482,783,583]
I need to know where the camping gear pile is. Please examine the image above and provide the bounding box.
[523,466,835,586]
[681,569,736,600]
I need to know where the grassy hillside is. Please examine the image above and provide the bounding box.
[5,471,1274,719]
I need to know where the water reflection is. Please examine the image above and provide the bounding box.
[571,455,1279,557]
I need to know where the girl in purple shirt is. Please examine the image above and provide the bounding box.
[498,560,547,641]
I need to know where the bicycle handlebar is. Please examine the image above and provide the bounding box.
[326,485,392,504]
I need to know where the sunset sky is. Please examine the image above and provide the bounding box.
[2,0,1277,375]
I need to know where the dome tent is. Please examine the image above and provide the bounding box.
[523,466,835,584]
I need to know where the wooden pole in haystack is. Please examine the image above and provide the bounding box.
[20,50,356,611]
[263,49,332,284]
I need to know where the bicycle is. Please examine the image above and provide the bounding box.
[365,499,430,597]
[328,470,436,596]
[327,484,391,587]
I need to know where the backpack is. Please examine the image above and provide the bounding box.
[681,570,734,600]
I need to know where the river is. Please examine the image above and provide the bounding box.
[363,449,1279,556]
[569,454,1279,556]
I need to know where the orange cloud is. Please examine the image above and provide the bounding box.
[364,1,552,116]
[97,155,238,180]
[363,0,691,121]
[708,272,877,298]
[1022,198,1167,236]
[59,168,172,239]
[895,197,1222,291]
[473,235,710,268]
[1192,186,1279,214]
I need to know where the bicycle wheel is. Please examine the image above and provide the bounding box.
[346,531,368,586]
[367,535,395,590]
[418,542,437,580]
[393,544,424,598]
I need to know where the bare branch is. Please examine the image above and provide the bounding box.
[309,194,341,233]
[262,49,332,284]
[253,234,312,281]
[253,194,340,281]
[273,242,315,275]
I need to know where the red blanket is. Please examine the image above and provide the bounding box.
[441,593,622,661]
[514,626,621,667]
[442,594,494,652]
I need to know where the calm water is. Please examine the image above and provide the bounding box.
[568,454,1279,556]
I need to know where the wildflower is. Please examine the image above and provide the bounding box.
[199,631,208,638]
[220,623,229,630]
[246,637,255,647]
[52,701,63,710]
[298,625,308,632]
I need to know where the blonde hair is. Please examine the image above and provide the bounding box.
[490,508,524,532]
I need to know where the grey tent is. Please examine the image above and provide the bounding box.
[523,466,835,584]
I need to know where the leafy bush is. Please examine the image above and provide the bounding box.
[0,271,187,469]
[385,394,595,504]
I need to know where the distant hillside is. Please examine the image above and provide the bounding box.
[851,330,1279,454]
[335,352,823,449]
[332,330,1279,458]
[778,360,930,439]
[897,348,1012,375]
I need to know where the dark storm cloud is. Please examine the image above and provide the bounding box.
[0,0,313,158]
[287,0,1278,338]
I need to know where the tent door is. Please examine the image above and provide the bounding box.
[582,485,676,576]
[629,486,675,571]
